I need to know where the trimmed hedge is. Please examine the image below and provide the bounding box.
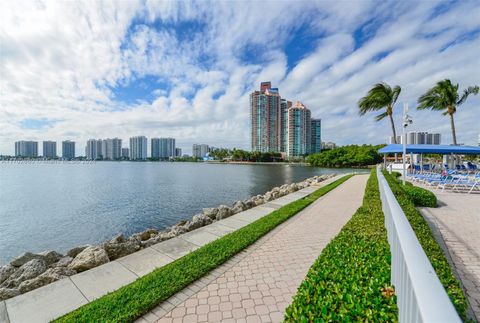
[383,171,469,320]
[285,169,397,322]
[55,175,353,322]
[402,183,437,207]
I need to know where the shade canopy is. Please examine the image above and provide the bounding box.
[378,144,480,155]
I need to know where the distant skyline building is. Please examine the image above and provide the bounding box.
[121,148,129,159]
[192,144,209,158]
[175,148,182,157]
[62,140,75,159]
[250,82,281,153]
[101,138,122,160]
[42,141,57,158]
[85,139,102,160]
[287,102,311,157]
[130,136,147,160]
[388,131,441,145]
[322,141,337,150]
[310,119,322,154]
[152,138,176,159]
[15,141,38,157]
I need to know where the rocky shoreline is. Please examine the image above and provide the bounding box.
[0,174,335,301]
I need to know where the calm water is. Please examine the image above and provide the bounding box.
[0,162,364,264]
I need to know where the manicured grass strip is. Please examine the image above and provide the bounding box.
[55,175,354,322]
[383,171,469,321]
[285,169,398,322]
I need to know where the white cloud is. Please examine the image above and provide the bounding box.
[0,0,479,155]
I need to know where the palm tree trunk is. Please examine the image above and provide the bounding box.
[450,113,457,145]
[389,114,398,162]
[389,114,397,143]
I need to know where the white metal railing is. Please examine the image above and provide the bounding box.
[376,167,461,323]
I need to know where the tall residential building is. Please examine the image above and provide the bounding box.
[250,82,281,153]
[15,141,38,157]
[130,136,147,160]
[280,99,292,153]
[192,144,209,158]
[151,138,176,159]
[86,139,102,160]
[43,141,57,158]
[310,119,322,154]
[121,148,130,159]
[62,141,75,159]
[287,102,311,157]
[101,138,122,160]
[175,148,182,157]
[388,131,441,145]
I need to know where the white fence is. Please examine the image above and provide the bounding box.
[376,167,461,323]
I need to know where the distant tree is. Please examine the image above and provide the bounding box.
[358,83,402,143]
[417,79,479,145]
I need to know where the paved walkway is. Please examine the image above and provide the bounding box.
[418,191,480,322]
[136,175,368,323]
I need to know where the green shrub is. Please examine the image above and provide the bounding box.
[402,184,437,207]
[383,171,468,320]
[285,169,397,322]
[56,175,353,322]
[307,144,384,168]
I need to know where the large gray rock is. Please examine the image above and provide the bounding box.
[103,235,141,260]
[10,250,62,268]
[132,228,158,241]
[232,201,246,214]
[10,252,43,267]
[39,251,63,265]
[68,246,109,272]
[202,207,218,220]
[18,267,76,293]
[55,256,73,268]
[243,199,255,209]
[216,205,232,220]
[0,287,20,301]
[253,196,265,206]
[263,192,273,202]
[66,245,89,258]
[288,183,298,193]
[192,213,213,226]
[3,259,47,288]
[0,264,15,284]
[140,230,174,248]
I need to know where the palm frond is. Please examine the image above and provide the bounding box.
[375,111,389,121]
[457,85,479,105]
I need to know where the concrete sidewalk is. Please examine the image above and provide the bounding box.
[418,191,480,322]
[136,175,369,323]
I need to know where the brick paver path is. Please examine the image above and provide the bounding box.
[136,175,368,323]
[419,191,480,322]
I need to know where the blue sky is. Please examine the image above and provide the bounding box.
[1,0,479,155]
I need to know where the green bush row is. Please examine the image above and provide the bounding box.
[383,171,469,320]
[402,183,437,207]
[388,171,437,207]
[284,169,398,322]
[56,175,353,322]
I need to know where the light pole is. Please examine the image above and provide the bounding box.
[402,103,413,185]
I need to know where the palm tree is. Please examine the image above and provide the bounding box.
[417,79,479,145]
[358,83,401,143]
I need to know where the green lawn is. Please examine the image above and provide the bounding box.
[55,174,353,322]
